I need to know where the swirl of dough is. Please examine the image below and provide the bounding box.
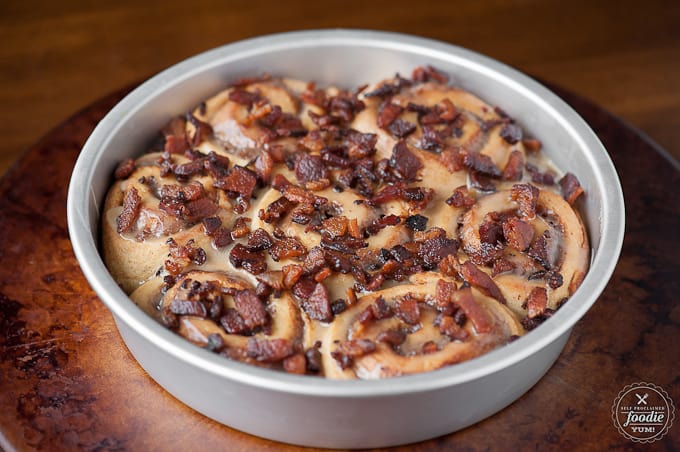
[459,185,589,317]
[321,278,523,379]
[131,270,304,368]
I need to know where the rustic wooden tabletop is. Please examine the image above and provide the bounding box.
[0,2,679,451]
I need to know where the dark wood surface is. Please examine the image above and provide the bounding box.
[0,83,678,451]
[0,0,679,177]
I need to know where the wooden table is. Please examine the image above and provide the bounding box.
[1,2,679,451]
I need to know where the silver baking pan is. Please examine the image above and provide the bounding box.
[67,29,625,448]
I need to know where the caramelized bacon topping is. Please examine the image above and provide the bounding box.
[229,244,267,275]
[390,141,423,182]
[452,287,492,334]
[302,282,333,322]
[114,158,135,180]
[511,183,540,218]
[246,338,294,362]
[525,287,548,318]
[446,185,476,208]
[116,187,141,233]
[233,289,269,329]
[295,154,328,184]
[396,295,421,325]
[458,261,506,305]
[164,238,207,275]
[214,166,258,199]
[502,217,534,251]
[499,123,523,144]
[559,172,584,205]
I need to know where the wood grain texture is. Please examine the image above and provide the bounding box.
[0,84,677,451]
[0,0,679,176]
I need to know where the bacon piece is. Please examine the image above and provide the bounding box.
[501,150,524,181]
[463,152,501,177]
[395,295,421,325]
[259,196,293,224]
[522,139,542,152]
[321,216,348,238]
[229,244,266,275]
[458,261,506,304]
[417,234,459,269]
[323,250,353,274]
[292,277,317,302]
[479,216,504,245]
[228,88,261,107]
[187,114,213,146]
[435,279,457,313]
[295,154,328,184]
[183,197,218,222]
[511,183,540,218]
[302,282,333,322]
[387,119,417,138]
[403,214,427,232]
[254,150,274,184]
[116,187,141,233]
[365,214,401,235]
[547,271,564,289]
[525,287,548,318]
[247,228,274,251]
[527,230,552,270]
[320,235,367,254]
[282,264,304,288]
[526,164,556,186]
[345,129,377,159]
[377,102,404,128]
[162,117,189,154]
[114,158,135,180]
[283,353,307,375]
[412,65,449,84]
[499,123,523,144]
[502,217,534,251]
[169,298,207,317]
[303,246,326,275]
[446,185,476,208]
[246,338,294,362]
[214,166,258,199]
[269,237,307,262]
[390,140,423,182]
[452,287,492,334]
[335,339,376,358]
[202,216,222,235]
[164,238,207,275]
[376,329,407,346]
[438,315,469,341]
[492,258,514,277]
[370,296,394,320]
[233,290,268,329]
[282,185,327,207]
[559,172,584,205]
[230,217,251,239]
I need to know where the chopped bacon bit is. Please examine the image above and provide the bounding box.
[365,214,401,236]
[164,238,207,275]
[525,287,548,318]
[116,187,141,233]
[228,88,261,107]
[114,158,135,180]
[230,217,251,239]
[492,258,514,277]
[479,216,504,244]
[183,197,218,222]
[247,228,274,251]
[259,196,293,224]
[469,171,497,192]
[221,309,247,333]
[527,231,552,270]
[304,343,322,373]
[169,298,207,317]
[301,282,333,322]
[321,216,349,238]
[283,353,307,374]
[304,179,331,191]
[229,244,266,275]
[214,166,258,198]
[295,154,328,184]
[420,125,446,151]
[282,264,304,288]
[559,173,584,205]
[246,338,294,362]
[446,185,476,208]
[162,117,189,154]
[282,184,328,207]
[314,267,332,282]
[503,217,534,251]
[458,261,506,304]
[499,123,523,144]
[526,164,556,186]
[412,65,449,84]
[396,295,421,325]
[370,296,394,320]
[522,138,542,152]
[233,289,269,329]
[387,119,417,138]
[331,299,347,315]
[452,287,492,334]
[269,237,307,262]
[254,150,274,184]
[323,250,353,274]
[187,114,213,146]
[511,183,540,218]
[213,228,233,248]
[501,150,524,181]
[336,339,377,358]
[363,76,411,99]
[376,329,407,347]
[292,277,317,302]
[390,140,423,182]
[303,246,326,275]
[439,315,469,341]
[256,271,284,292]
[435,279,457,313]
[547,271,564,289]
[462,151,501,177]
[347,218,362,239]
[377,102,404,128]
[439,146,465,172]
[417,234,459,269]
[421,341,439,354]
[202,216,222,235]
[404,214,428,232]
[345,129,378,159]
[320,235,367,254]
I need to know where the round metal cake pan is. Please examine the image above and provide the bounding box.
[67,29,625,448]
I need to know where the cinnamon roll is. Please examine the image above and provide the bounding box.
[102,65,590,377]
